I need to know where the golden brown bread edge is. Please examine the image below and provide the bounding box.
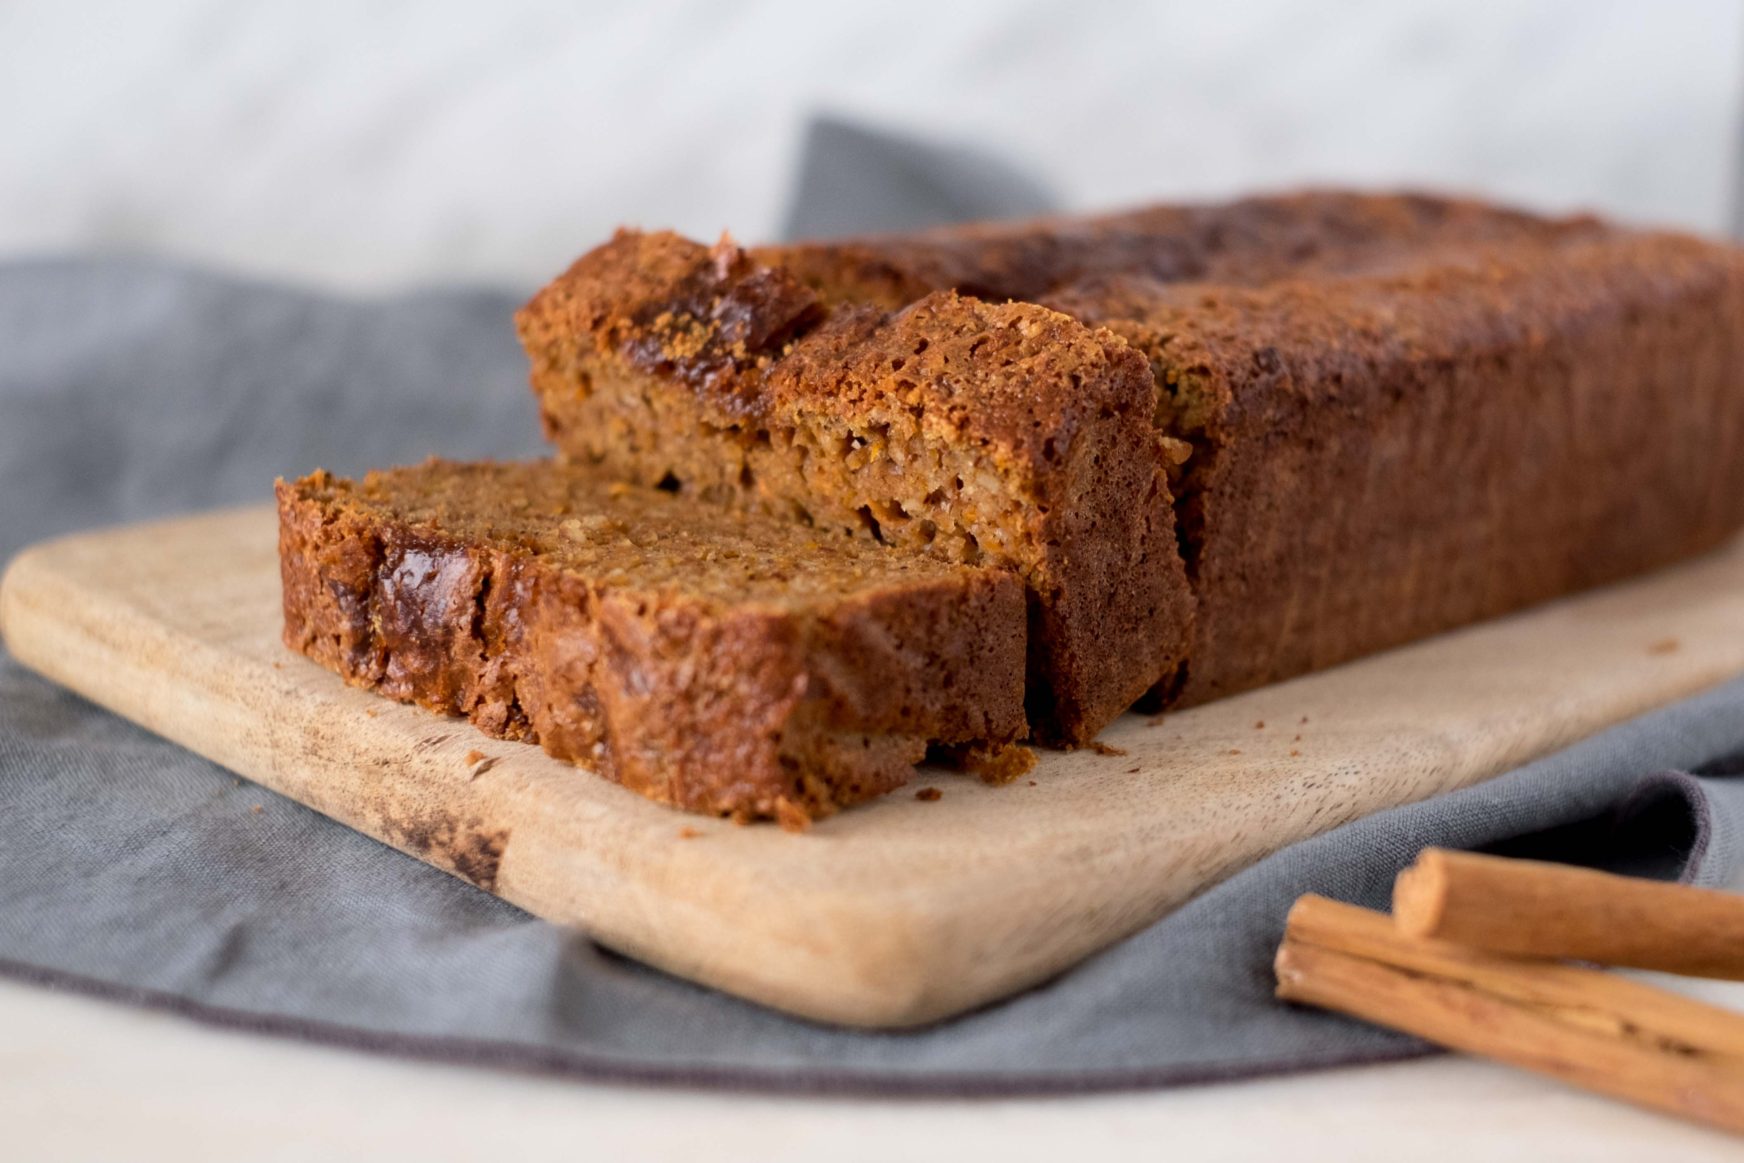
[276,462,1029,824]
[518,190,1744,734]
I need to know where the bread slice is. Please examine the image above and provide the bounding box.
[277,460,1028,823]
[516,232,1193,745]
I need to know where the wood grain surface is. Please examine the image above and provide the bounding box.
[5,506,1744,1027]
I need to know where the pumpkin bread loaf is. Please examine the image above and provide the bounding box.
[522,191,1744,722]
[277,460,1028,823]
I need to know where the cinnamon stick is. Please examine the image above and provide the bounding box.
[1276,896,1744,1134]
[1394,848,1744,979]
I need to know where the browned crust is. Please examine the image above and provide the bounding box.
[517,235,1194,744]
[277,463,1027,821]
[518,229,824,423]
[754,189,1607,307]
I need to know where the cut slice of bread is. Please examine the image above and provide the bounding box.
[277,460,1028,823]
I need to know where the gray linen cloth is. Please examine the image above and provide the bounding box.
[4,124,1744,1095]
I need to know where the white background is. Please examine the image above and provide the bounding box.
[3,0,1741,290]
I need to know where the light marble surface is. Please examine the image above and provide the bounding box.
[3,0,1741,290]
[7,974,1744,1162]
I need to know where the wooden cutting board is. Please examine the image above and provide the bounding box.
[6,506,1744,1028]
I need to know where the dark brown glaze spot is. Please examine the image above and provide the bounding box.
[619,239,824,414]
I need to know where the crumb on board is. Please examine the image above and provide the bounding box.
[464,750,486,766]
[775,800,812,832]
[1648,637,1681,655]
[1254,720,1265,730]
[1290,749,1302,757]
[365,708,379,718]
[1293,734,1303,743]
[677,826,703,839]
[915,787,943,802]
[971,744,1038,786]
[1027,780,1037,787]
[250,804,263,814]
[1126,766,1141,774]
[1086,741,1128,757]
[1300,716,1310,725]
[1229,748,1243,756]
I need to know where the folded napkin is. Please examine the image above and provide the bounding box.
[3,121,1742,1094]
